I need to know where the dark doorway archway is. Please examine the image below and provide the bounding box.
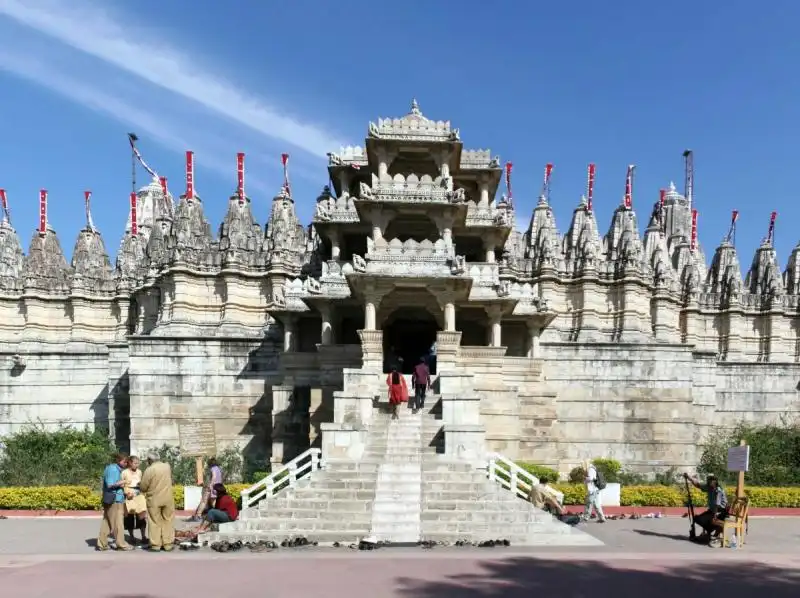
[383,307,440,374]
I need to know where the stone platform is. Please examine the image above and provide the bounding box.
[201,406,600,547]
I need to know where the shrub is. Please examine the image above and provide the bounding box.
[566,458,622,484]
[515,462,560,482]
[145,445,245,486]
[698,420,800,487]
[0,426,114,487]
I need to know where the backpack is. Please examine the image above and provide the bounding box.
[594,469,607,490]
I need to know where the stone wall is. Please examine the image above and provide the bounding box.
[0,349,111,436]
[126,336,281,462]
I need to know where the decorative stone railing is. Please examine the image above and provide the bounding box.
[460,149,499,170]
[367,238,452,262]
[239,448,323,517]
[467,263,500,287]
[486,452,565,504]
[465,204,513,227]
[360,174,462,204]
[327,145,368,168]
[314,196,359,223]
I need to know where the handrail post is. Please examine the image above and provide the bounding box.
[510,469,518,497]
[311,450,319,472]
[488,459,496,482]
[288,463,298,488]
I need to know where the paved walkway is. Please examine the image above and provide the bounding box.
[0,517,798,597]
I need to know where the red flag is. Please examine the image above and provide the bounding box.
[237,152,245,204]
[505,162,513,201]
[690,209,698,250]
[185,150,195,199]
[587,164,596,212]
[0,188,6,211]
[130,192,138,236]
[159,176,168,196]
[84,190,93,230]
[39,189,47,235]
[767,211,777,244]
[624,165,635,209]
[281,153,291,195]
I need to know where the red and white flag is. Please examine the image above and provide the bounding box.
[39,189,47,235]
[84,190,94,231]
[237,152,245,204]
[186,151,195,199]
[281,153,291,195]
[130,192,138,236]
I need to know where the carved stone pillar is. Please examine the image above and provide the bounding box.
[329,230,341,260]
[365,301,377,330]
[271,382,294,466]
[478,174,490,208]
[338,171,350,198]
[526,321,541,358]
[319,304,333,345]
[444,302,456,332]
[282,315,297,352]
[486,305,503,347]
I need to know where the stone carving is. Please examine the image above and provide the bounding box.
[451,255,466,275]
[169,193,214,267]
[352,254,367,272]
[265,186,306,274]
[497,280,511,297]
[22,228,72,294]
[271,283,286,307]
[368,99,460,142]
[304,277,322,294]
[358,182,374,200]
[71,227,115,294]
[0,218,24,292]
[218,195,263,268]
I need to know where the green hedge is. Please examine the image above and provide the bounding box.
[1,483,799,510]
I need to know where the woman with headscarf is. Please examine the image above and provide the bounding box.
[386,366,408,419]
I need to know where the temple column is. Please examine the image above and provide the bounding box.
[320,304,333,345]
[365,301,377,330]
[338,171,350,197]
[444,302,456,331]
[282,315,297,352]
[329,230,341,260]
[487,305,502,347]
[478,174,490,208]
[526,321,541,358]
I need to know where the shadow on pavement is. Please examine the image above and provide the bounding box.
[396,558,800,598]
[633,529,696,543]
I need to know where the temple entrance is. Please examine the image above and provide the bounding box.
[383,307,440,374]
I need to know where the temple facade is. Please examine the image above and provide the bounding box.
[0,100,799,474]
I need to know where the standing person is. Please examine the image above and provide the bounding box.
[684,473,728,543]
[411,358,431,413]
[97,453,132,551]
[121,455,148,546]
[190,457,224,522]
[139,452,176,552]
[582,460,606,523]
[386,366,408,420]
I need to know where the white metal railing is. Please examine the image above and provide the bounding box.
[239,448,323,518]
[486,452,565,505]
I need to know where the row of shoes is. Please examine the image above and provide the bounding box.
[418,539,512,549]
[210,540,244,552]
[179,542,200,551]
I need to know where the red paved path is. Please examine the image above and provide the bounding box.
[1,553,798,598]
[4,506,800,517]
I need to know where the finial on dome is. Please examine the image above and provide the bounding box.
[668,181,677,192]
[410,98,421,116]
[84,190,95,232]
[0,189,10,224]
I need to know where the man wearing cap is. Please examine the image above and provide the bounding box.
[685,473,728,543]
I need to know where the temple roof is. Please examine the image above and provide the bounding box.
[368,99,460,142]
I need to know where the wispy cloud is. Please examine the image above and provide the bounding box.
[0,0,344,158]
[0,50,273,193]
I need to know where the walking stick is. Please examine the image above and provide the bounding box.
[685,476,697,541]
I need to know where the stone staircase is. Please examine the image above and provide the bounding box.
[202,396,601,547]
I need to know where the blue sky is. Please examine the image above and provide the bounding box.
[1,0,798,271]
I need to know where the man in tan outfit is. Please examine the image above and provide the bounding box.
[140,452,175,552]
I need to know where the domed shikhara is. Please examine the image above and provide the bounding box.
[22,226,71,294]
[264,185,306,275]
[0,217,24,293]
[169,191,214,268]
[218,194,263,268]
[71,226,114,294]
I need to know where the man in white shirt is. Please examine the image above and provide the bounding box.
[582,460,606,523]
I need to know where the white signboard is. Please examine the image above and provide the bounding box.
[726,445,750,473]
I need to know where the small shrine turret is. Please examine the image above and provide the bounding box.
[168,151,214,268]
[0,189,24,293]
[218,153,263,269]
[744,212,784,298]
[22,190,71,295]
[70,191,114,295]
[264,170,306,277]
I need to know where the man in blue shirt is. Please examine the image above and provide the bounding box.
[685,473,728,543]
[97,453,132,551]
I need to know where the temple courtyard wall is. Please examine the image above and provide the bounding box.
[2,338,799,475]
